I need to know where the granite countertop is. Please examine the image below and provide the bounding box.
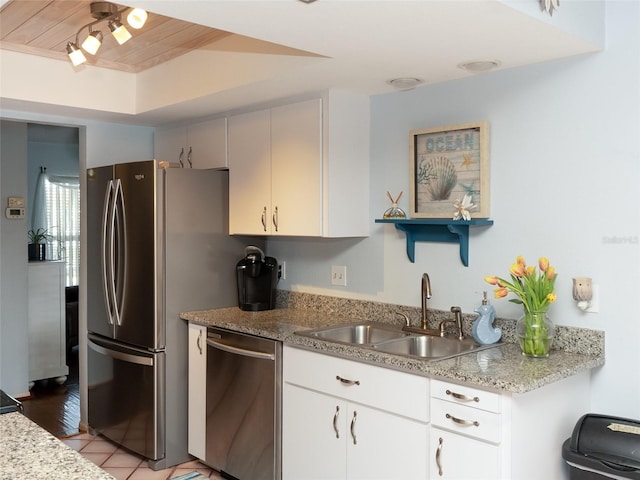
[0,412,114,480]
[180,306,605,394]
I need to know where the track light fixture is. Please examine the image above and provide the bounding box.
[66,2,147,67]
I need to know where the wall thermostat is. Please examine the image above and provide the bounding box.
[5,207,25,219]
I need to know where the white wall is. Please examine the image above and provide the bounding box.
[0,121,30,397]
[268,1,640,418]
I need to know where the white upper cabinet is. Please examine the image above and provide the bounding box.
[155,117,227,169]
[228,91,370,237]
[228,108,274,235]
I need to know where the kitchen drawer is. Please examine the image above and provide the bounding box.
[431,378,502,413]
[283,345,428,422]
[431,397,501,444]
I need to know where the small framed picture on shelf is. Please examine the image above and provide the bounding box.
[409,121,490,218]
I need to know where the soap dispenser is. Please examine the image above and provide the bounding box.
[472,292,502,345]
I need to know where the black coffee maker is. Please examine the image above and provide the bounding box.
[236,246,278,311]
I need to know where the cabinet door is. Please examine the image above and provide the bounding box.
[429,428,499,480]
[347,404,428,480]
[271,99,322,236]
[154,126,187,164]
[228,109,272,235]
[187,324,207,460]
[282,384,346,480]
[188,118,228,169]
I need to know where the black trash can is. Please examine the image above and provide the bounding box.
[562,413,640,479]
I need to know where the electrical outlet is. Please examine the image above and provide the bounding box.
[279,261,286,280]
[331,265,347,286]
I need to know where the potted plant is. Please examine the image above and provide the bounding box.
[28,228,53,261]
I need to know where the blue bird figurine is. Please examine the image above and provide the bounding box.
[472,292,502,345]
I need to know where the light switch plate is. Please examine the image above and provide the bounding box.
[331,265,347,286]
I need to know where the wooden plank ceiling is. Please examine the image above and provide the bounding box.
[0,0,233,73]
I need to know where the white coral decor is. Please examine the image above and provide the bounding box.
[453,194,476,221]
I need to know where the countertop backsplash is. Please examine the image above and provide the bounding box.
[275,290,604,357]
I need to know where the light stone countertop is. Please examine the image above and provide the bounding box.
[180,305,605,395]
[0,412,114,480]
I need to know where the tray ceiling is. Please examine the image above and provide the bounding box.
[0,0,234,73]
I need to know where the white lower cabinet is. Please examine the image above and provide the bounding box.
[282,345,590,480]
[430,428,499,479]
[430,373,591,480]
[282,345,429,480]
[429,378,501,479]
[187,323,207,459]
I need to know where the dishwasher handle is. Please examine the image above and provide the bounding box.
[206,337,276,361]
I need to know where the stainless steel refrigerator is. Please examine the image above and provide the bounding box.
[86,160,252,470]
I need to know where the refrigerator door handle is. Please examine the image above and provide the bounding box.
[88,336,155,367]
[113,178,127,326]
[102,180,116,325]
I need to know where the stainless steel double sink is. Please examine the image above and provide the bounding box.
[296,322,498,361]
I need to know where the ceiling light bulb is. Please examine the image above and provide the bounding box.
[127,8,148,29]
[109,19,132,45]
[81,30,103,55]
[66,42,87,66]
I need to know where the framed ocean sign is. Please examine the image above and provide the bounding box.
[409,121,490,218]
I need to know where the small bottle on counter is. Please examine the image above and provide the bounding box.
[472,291,502,345]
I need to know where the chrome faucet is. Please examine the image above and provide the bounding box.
[438,306,464,340]
[420,273,432,329]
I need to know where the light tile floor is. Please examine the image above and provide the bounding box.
[62,433,225,480]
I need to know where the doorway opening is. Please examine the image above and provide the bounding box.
[23,123,81,437]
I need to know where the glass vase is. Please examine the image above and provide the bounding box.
[516,310,555,357]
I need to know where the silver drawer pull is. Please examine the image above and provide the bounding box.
[446,413,479,427]
[446,389,479,402]
[336,375,360,386]
[333,406,340,439]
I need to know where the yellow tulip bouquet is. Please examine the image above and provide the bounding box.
[484,256,558,356]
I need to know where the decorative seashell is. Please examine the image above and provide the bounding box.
[424,157,457,201]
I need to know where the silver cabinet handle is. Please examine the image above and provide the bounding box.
[446,413,479,427]
[336,375,360,386]
[197,329,203,355]
[187,146,193,168]
[350,410,357,445]
[435,437,443,476]
[272,206,279,232]
[261,207,267,232]
[178,147,184,167]
[446,389,479,403]
[333,406,340,439]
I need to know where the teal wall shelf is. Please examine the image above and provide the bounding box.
[375,218,493,266]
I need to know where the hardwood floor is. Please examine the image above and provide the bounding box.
[20,349,80,438]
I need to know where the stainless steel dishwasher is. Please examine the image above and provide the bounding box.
[205,326,282,480]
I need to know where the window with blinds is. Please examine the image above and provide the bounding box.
[44,176,80,286]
